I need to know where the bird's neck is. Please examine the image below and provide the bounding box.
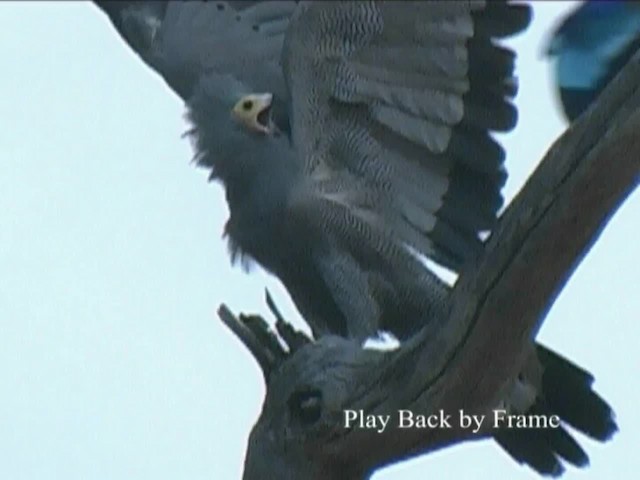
[217,135,298,214]
[212,135,300,268]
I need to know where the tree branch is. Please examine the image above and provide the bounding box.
[221,51,640,479]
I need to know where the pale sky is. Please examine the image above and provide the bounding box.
[1,2,638,479]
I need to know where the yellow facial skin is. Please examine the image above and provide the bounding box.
[231,93,274,134]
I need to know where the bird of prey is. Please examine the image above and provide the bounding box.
[97,0,515,340]
[95,1,617,476]
[545,0,640,121]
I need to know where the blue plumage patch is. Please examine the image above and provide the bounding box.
[547,1,640,120]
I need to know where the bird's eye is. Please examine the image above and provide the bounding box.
[242,100,253,111]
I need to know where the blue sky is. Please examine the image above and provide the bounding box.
[1,2,638,479]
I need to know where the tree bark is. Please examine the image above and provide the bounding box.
[223,52,640,480]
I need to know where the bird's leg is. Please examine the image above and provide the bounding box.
[312,249,382,341]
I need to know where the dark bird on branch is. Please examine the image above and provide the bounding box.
[95,1,617,476]
[545,0,640,121]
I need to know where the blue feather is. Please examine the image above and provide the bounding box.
[546,1,640,120]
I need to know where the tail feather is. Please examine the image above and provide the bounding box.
[537,345,618,441]
[495,425,566,477]
[494,343,617,477]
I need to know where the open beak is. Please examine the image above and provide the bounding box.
[249,93,274,135]
[255,93,273,132]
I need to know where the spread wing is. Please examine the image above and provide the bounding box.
[94,1,297,101]
[283,1,532,271]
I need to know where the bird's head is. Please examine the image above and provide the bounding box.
[187,72,279,140]
[185,73,292,192]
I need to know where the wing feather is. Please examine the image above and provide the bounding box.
[283,0,531,270]
[95,1,298,100]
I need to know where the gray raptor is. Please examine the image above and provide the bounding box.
[95,1,617,476]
